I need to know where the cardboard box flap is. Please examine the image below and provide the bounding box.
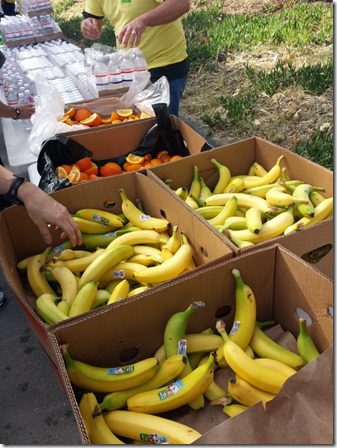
[197,347,333,445]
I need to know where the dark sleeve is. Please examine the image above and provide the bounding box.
[82,10,104,19]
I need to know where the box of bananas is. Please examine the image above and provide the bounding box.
[49,244,333,444]
[146,136,333,259]
[0,171,233,360]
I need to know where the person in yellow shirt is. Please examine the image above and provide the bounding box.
[81,0,190,116]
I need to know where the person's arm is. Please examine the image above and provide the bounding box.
[118,0,190,47]
[0,101,35,119]
[0,166,81,247]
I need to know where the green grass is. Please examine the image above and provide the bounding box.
[294,128,333,170]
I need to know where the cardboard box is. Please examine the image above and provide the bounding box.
[59,115,212,161]
[0,172,233,362]
[147,136,333,256]
[48,245,333,444]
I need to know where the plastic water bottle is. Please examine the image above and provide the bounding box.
[132,48,148,75]
[120,49,134,88]
[108,53,123,90]
[94,55,110,91]
[7,87,18,106]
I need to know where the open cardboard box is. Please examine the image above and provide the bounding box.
[58,115,212,161]
[147,136,333,260]
[0,171,233,362]
[48,244,333,444]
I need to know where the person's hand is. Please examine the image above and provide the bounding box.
[117,17,146,48]
[16,104,35,119]
[18,183,82,247]
[81,18,103,40]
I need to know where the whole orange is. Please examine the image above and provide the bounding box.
[76,157,93,171]
[84,162,99,176]
[100,162,122,177]
[74,108,92,122]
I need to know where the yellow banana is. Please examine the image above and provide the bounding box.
[75,208,124,228]
[128,254,159,266]
[228,234,255,249]
[223,177,245,193]
[254,358,297,377]
[309,190,326,206]
[175,186,188,200]
[107,279,130,304]
[252,161,268,177]
[99,262,148,285]
[92,289,111,309]
[199,176,212,201]
[245,207,263,234]
[62,345,159,393]
[57,299,70,315]
[292,183,318,218]
[243,156,284,189]
[51,265,78,305]
[120,189,169,232]
[57,249,92,261]
[216,321,295,394]
[68,281,98,317]
[185,195,199,210]
[297,317,320,363]
[72,216,116,234]
[35,293,68,325]
[106,229,161,250]
[206,192,278,214]
[211,158,231,193]
[198,356,226,402]
[227,376,275,407]
[27,252,55,297]
[223,404,248,417]
[79,245,134,288]
[104,410,201,444]
[81,227,140,250]
[79,393,124,444]
[127,286,149,298]
[228,208,294,243]
[100,354,187,411]
[189,165,201,199]
[208,196,238,227]
[195,205,224,219]
[17,254,35,270]
[132,245,163,261]
[228,268,256,349]
[51,249,105,273]
[127,354,214,414]
[266,186,299,207]
[250,324,304,369]
[163,225,181,254]
[223,216,247,230]
[133,238,193,284]
[243,182,283,198]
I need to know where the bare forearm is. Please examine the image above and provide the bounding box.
[141,0,190,27]
[0,165,17,194]
[0,102,16,119]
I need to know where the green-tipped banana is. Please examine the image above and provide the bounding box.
[68,281,98,317]
[205,192,278,214]
[292,184,317,217]
[195,205,224,219]
[208,196,238,227]
[250,324,305,369]
[82,227,139,250]
[175,186,189,200]
[211,158,231,194]
[296,318,320,363]
[189,165,201,199]
[36,293,68,325]
[199,177,212,201]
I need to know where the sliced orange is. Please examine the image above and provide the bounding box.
[112,119,123,125]
[101,116,112,125]
[125,163,143,172]
[140,111,152,120]
[170,155,183,162]
[67,165,81,183]
[74,108,92,122]
[60,164,72,174]
[64,107,76,118]
[80,113,102,127]
[150,158,162,167]
[116,108,133,119]
[111,111,119,121]
[126,153,145,165]
[56,166,69,179]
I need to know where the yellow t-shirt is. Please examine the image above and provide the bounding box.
[84,0,187,70]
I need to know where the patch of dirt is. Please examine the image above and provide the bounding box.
[180,43,333,150]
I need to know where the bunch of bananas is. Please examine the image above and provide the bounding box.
[62,268,320,444]
[17,189,196,325]
[173,157,333,248]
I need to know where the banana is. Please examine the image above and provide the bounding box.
[205,192,278,214]
[82,227,140,250]
[244,182,283,198]
[292,184,316,217]
[17,254,35,270]
[228,234,255,249]
[104,410,201,444]
[76,208,125,228]
[163,225,181,254]
[266,186,300,207]
[58,249,92,261]
[250,324,304,369]
[228,208,294,243]
[208,196,238,227]
[106,229,161,250]
[227,376,275,407]
[62,345,159,393]
[211,158,231,193]
[133,245,163,262]
[252,161,268,177]
[127,353,214,414]
[92,289,111,309]
[100,354,187,411]
[57,299,70,315]
[133,237,193,284]
[99,262,148,285]
[243,156,284,189]
[309,190,326,206]
[185,195,199,210]
[199,176,212,201]
[107,279,130,304]
[79,393,124,444]
[27,252,55,297]
[45,240,73,261]
[35,293,68,325]
[51,266,78,305]
[189,165,201,199]
[254,358,297,376]
[297,318,320,363]
[228,268,256,349]
[195,205,224,219]
[120,189,169,232]
[127,286,149,298]
[68,281,98,317]
[224,177,245,193]
[51,249,105,273]
[79,245,134,288]
[216,321,294,394]
[175,186,189,200]
[197,356,226,402]
[72,216,116,234]
[223,404,248,417]
[128,254,159,266]
[215,343,255,368]
[245,207,263,234]
[223,216,247,230]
